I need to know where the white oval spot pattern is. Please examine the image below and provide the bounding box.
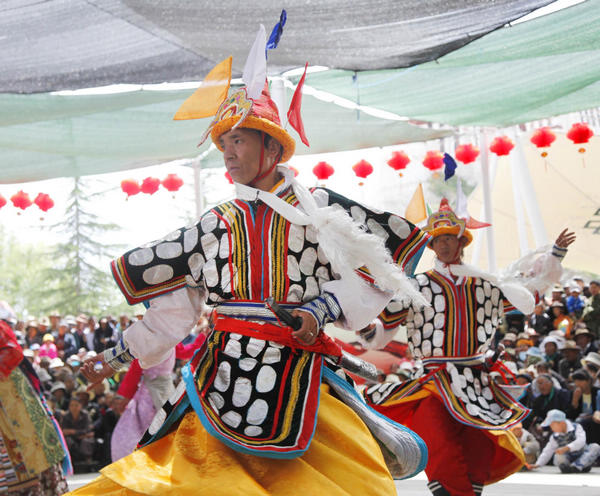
[247,399,269,425]
[389,215,411,238]
[232,377,252,407]
[208,391,225,410]
[214,362,231,392]
[188,252,205,280]
[156,242,183,260]
[288,224,305,252]
[183,227,198,253]
[287,255,301,281]
[239,358,257,371]
[201,233,219,259]
[201,212,219,233]
[142,264,174,285]
[128,248,154,266]
[246,338,265,358]
[222,410,242,428]
[223,339,241,359]
[262,347,281,364]
[299,248,317,275]
[256,365,277,393]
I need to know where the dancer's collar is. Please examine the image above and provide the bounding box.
[235,165,294,200]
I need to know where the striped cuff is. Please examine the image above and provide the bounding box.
[552,244,568,260]
[300,292,342,330]
[103,336,135,371]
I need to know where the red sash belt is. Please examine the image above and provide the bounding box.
[214,315,342,358]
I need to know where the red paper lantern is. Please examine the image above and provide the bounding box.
[0,195,6,209]
[121,179,141,197]
[567,122,594,154]
[422,151,444,171]
[455,144,480,164]
[352,159,373,186]
[530,127,556,157]
[33,193,54,212]
[489,136,514,156]
[10,190,32,210]
[141,177,161,195]
[161,173,184,193]
[312,161,335,181]
[387,151,410,176]
[288,166,299,177]
[225,171,233,184]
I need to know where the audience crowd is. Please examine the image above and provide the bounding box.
[3,277,600,474]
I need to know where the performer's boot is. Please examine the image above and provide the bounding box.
[472,481,484,495]
[427,480,451,495]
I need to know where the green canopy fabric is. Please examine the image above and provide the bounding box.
[0,88,451,184]
[302,0,600,127]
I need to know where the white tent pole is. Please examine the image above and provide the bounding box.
[478,130,497,272]
[270,77,287,128]
[511,129,549,247]
[509,139,530,256]
[193,157,203,219]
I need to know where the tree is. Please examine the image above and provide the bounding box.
[40,177,126,316]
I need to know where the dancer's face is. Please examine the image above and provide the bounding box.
[220,128,263,185]
[431,234,465,264]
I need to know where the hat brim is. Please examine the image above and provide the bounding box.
[427,226,473,247]
[211,115,295,163]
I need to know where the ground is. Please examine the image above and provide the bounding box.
[67,466,600,495]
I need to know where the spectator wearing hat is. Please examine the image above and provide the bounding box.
[582,280,600,339]
[72,315,89,351]
[567,285,585,320]
[527,409,600,473]
[551,283,567,306]
[570,368,600,444]
[515,334,533,368]
[574,327,598,356]
[530,374,573,439]
[25,320,42,347]
[501,332,517,349]
[551,301,573,338]
[558,340,582,380]
[509,422,540,465]
[50,381,69,411]
[39,333,58,360]
[541,335,562,372]
[54,320,78,360]
[528,303,553,336]
[48,310,61,333]
[581,352,600,386]
[93,317,117,354]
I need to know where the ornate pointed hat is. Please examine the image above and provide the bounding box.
[423,198,473,246]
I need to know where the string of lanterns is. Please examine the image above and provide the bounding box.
[305,122,594,185]
[120,173,184,198]
[0,190,55,216]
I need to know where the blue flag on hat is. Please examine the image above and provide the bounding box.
[266,9,287,56]
[443,153,457,181]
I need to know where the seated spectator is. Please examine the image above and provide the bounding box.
[535,361,567,391]
[574,327,598,356]
[510,422,540,464]
[527,409,600,473]
[552,302,573,338]
[581,352,600,386]
[582,280,600,339]
[570,368,600,444]
[541,336,562,372]
[567,286,585,320]
[529,303,553,336]
[501,332,517,349]
[39,333,58,359]
[60,397,96,468]
[93,317,117,353]
[53,320,78,359]
[529,374,573,441]
[558,340,582,381]
[50,381,69,412]
[25,320,42,347]
[515,334,533,368]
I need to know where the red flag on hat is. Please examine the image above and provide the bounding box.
[287,63,309,147]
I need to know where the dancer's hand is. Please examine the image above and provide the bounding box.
[555,229,576,248]
[291,310,319,345]
[80,354,115,391]
[525,463,537,470]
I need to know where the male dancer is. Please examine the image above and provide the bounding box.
[362,200,575,495]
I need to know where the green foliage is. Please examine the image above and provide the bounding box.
[37,177,128,316]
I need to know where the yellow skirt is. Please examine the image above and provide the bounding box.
[67,385,396,496]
